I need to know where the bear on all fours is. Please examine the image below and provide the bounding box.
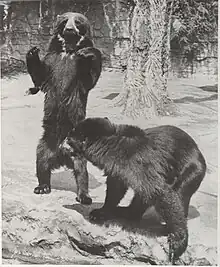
[25,12,102,204]
[62,117,206,263]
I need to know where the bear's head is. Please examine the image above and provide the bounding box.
[54,12,92,52]
[69,117,116,142]
[60,117,116,156]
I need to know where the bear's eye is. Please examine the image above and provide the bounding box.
[61,20,68,27]
[78,26,87,36]
[75,20,81,26]
[57,19,68,32]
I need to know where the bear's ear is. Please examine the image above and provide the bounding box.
[67,128,75,137]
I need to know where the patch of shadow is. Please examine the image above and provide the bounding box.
[198,84,218,93]
[102,93,119,100]
[188,205,200,220]
[1,104,33,110]
[64,203,199,237]
[68,203,168,237]
[173,94,217,104]
[51,170,101,192]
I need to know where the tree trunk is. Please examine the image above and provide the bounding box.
[115,0,175,119]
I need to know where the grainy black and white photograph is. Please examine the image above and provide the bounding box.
[1,0,218,265]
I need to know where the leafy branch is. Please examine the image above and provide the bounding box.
[170,0,218,61]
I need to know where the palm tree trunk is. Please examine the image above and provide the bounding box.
[114,0,175,119]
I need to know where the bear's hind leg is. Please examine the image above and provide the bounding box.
[156,185,188,263]
[34,138,58,194]
[90,175,128,221]
[56,146,92,205]
[177,156,206,218]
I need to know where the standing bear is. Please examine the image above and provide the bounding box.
[26,12,102,204]
[61,117,206,263]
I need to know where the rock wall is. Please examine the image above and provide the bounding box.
[0,0,131,70]
[0,0,217,78]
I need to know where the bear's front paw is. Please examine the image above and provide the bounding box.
[89,208,110,222]
[34,184,51,194]
[25,87,40,96]
[27,46,40,57]
[76,193,92,205]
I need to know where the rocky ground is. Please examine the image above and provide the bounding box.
[1,71,218,265]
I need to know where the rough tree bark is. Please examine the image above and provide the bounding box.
[115,0,175,119]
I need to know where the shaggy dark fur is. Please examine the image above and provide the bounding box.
[26,13,102,205]
[62,117,206,263]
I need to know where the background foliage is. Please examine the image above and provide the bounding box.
[170,0,218,61]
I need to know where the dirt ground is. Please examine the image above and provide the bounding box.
[1,71,218,264]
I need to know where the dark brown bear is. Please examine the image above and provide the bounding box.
[26,13,102,205]
[62,117,206,263]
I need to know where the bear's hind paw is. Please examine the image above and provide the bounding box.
[76,194,92,205]
[34,184,51,194]
[89,208,111,222]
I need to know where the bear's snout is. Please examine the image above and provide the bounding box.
[63,17,79,36]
